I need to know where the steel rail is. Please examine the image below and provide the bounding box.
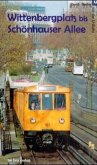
[62,150,80,165]
[57,149,70,164]
[68,146,94,165]
[70,133,97,163]
[31,151,37,164]
[71,122,97,138]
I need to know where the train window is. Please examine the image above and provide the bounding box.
[42,94,52,110]
[29,94,40,110]
[54,94,66,110]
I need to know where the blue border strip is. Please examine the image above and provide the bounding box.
[92,0,97,6]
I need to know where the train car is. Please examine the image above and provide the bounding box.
[65,57,74,72]
[13,84,71,149]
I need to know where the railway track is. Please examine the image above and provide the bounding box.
[57,149,80,164]
[68,146,96,165]
[70,132,97,163]
[15,120,97,164]
[12,122,97,164]
[71,121,97,152]
[71,122,97,138]
[22,149,79,164]
[21,146,97,165]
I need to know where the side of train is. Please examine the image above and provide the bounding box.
[13,84,71,149]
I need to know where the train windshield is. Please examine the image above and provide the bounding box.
[54,94,66,110]
[29,93,66,110]
[29,94,40,110]
[42,94,52,110]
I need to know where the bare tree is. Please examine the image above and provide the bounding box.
[0,4,33,71]
[42,7,97,68]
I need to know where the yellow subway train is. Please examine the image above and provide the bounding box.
[13,84,71,149]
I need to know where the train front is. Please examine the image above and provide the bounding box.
[24,85,71,149]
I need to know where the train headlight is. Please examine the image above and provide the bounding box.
[30,118,36,124]
[59,118,65,124]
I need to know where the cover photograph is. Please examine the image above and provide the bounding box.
[0,0,97,164]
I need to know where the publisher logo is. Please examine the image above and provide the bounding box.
[92,0,97,6]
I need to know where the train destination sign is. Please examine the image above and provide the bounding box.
[38,86,56,91]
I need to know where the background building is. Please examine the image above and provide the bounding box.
[27,49,53,62]
[21,5,51,48]
[7,5,52,48]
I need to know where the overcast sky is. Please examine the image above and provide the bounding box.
[9,1,68,15]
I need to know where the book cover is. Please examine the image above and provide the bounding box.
[0,0,97,164]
